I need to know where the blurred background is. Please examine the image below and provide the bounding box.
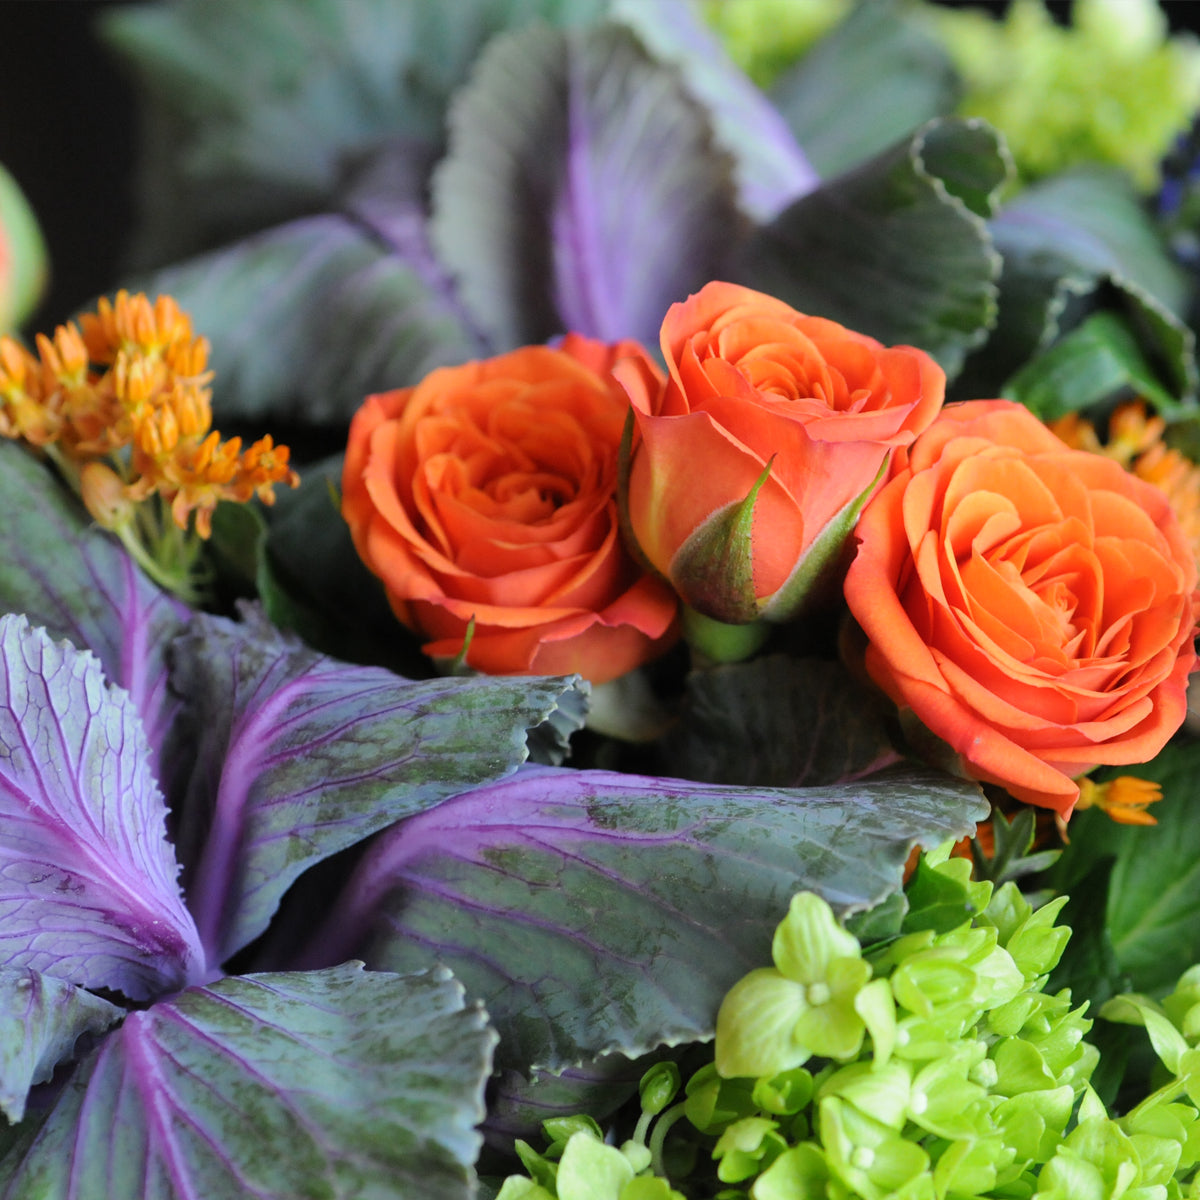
[4,0,1200,329]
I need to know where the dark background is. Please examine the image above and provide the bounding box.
[4,1,1200,331]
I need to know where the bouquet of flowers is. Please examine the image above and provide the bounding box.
[3,1,1200,1196]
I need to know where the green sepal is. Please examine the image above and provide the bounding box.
[668,457,774,625]
[714,968,811,1080]
[712,1117,787,1183]
[773,892,863,982]
[683,1063,758,1134]
[757,454,888,624]
[752,1067,814,1117]
[514,1138,560,1191]
[543,1114,606,1153]
[638,1062,681,1119]
[817,1060,912,1130]
[819,1095,932,1199]
[903,854,990,935]
[991,1085,1074,1163]
[495,1176,557,1200]
[930,1133,1013,1199]
[752,1143,831,1200]
[554,1130,634,1200]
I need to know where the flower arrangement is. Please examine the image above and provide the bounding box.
[3,1,1200,1197]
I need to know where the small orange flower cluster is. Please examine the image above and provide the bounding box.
[1074,775,1163,827]
[1051,400,1200,567]
[0,291,297,538]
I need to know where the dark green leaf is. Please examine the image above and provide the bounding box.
[206,499,268,605]
[735,117,1007,379]
[132,215,480,426]
[994,169,1190,318]
[958,168,1197,405]
[1047,857,1134,1109]
[259,456,425,673]
[902,853,981,935]
[1005,311,1180,419]
[0,965,496,1200]
[846,890,908,945]
[312,764,987,1073]
[657,656,899,787]
[430,22,740,349]
[1052,741,1200,994]
[769,0,962,178]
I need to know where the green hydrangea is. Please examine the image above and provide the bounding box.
[928,0,1200,188]
[700,0,849,88]
[496,854,1200,1197]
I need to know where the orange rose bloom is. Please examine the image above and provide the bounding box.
[844,399,1198,815]
[618,282,946,625]
[341,336,678,682]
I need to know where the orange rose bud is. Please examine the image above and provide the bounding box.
[844,399,1199,816]
[341,336,679,683]
[617,281,946,628]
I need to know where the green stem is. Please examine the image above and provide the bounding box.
[631,1109,654,1149]
[647,1101,689,1181]
[113,520,201,603]
[681,606,771,665]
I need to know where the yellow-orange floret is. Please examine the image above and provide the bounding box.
[1075,775,1164,826]
[80,290,197,366]
[1050,401,1200,567]
[0,291,297,543]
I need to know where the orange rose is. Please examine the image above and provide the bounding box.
[341,336,678,682]
[617,282,946,627]
[844,399,1198,815]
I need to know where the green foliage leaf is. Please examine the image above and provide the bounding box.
[903,854,984,935]
[0,965,496,1200]
[132,214,480,426]
[656,656,899,788]
[0,969,124,1124]
[1005,311,1181,419]
[959,167,1197,406]
[769,0,962,178]
[99,0,608,265]
[735,117,1006,379]
[319,764,986,1074]
[430,22,740,349]
[1052,740,1200,995]
[258,455,427,674]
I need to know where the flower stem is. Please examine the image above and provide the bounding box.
[647,1101,689,1180]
